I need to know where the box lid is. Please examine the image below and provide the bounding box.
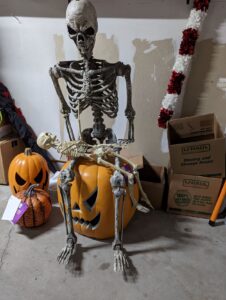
[168,113,224,145]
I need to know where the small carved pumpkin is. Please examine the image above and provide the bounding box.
[16,184,52,227]
[57,159,139,239]
[8,148,49,195]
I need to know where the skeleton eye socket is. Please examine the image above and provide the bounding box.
[16,173,26,186]
[84,27,95,36]
[67,26,77,35]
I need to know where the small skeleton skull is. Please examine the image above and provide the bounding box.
[37,132,57,150]
[66,0,98,59]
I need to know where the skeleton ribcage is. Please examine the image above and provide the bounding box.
[57,60,119,119]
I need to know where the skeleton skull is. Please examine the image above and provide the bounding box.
[66,0,98,59]
[37,132,57,150]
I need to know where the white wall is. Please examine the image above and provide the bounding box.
[0,0,226,165]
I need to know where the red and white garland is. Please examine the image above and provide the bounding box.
[158,0,211,128]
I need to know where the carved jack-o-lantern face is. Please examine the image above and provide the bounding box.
[58,159,138,239]
[8,148,49,195]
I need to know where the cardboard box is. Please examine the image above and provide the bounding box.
[120,149,144,170]
[0,136,25,184]
[139,160,166,210]
[168,173,223,218]
[168,114,225,178]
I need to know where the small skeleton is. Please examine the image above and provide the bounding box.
[41,0,151,272]
[37,132,152,209]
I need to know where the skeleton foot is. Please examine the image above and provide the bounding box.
[57,234,77,264]
[136,203,150,213]
[133,171,154,210]
[140,195,154,210]
[114,247,129,272]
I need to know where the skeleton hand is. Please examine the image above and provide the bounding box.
[60,167,75,186]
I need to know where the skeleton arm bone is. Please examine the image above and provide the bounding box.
[116,63,135,142]
[49,66,75,141]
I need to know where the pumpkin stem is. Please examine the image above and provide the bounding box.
[24,184,39,197]
[24,148,32,156]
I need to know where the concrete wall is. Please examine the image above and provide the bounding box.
[0,0,225,165]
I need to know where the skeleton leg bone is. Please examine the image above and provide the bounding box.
[97,157,137,207]
[57,160,77,264]
[105,152,153,210]
[110,157,129,272]
[59,185,69,236]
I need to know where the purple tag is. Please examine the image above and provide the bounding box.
[12,202,29,224]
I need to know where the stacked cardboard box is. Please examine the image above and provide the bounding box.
[167,114,225,218]
[0,135,25,184]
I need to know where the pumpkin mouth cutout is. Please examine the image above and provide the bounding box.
[73,212,101,230]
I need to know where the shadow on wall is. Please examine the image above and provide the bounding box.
[128,38,174,166]
[182,40,226,131]
[181,2,226,131]
[54,34,67,142]
[0,0,192,18]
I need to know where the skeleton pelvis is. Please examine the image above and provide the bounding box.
[57,159,138,239]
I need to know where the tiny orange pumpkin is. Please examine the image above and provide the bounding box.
[16,184,52,228]
[8,148,49,194]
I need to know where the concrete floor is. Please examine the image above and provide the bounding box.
[0,185,226,300]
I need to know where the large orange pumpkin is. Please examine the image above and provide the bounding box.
[8,148,49,194]
[57,159,139,239]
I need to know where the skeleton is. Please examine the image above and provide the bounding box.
[40,0,152,272]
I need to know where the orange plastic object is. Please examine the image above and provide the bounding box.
[209,181,226,226]
[16,185,52,228]
[58,159,139,239]
[8,148,49,194]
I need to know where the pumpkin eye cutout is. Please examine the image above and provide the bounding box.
[84,189,98,211]
[34,169,43,183]
[15,173,26,186]
[73,203,81,211]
